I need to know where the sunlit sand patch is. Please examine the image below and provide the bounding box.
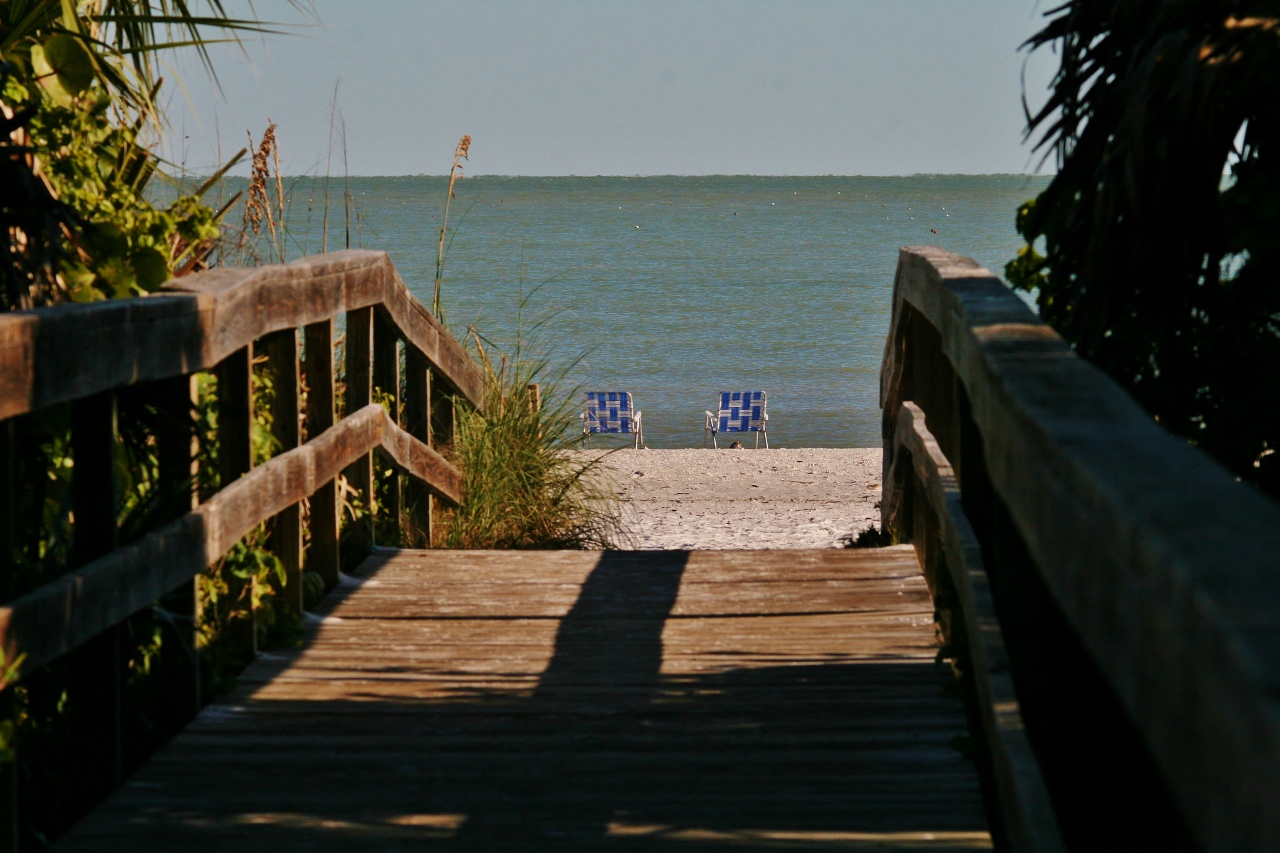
[224,811,466,838]
[607,821,991,848]
[589,448,883,550]
[386,813,469,829]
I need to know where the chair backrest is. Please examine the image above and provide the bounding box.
[717,391,767,432]
[584,391,635,433]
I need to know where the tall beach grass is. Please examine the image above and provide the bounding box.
[435,332,624,550]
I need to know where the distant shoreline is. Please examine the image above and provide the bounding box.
[199,172,1058,182]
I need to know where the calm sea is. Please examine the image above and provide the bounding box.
[217,175,1050,448]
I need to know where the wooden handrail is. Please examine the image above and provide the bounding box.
[884,401,1064,853]
[0,250,484,421]
[881,246,1280,852]
[0,404,458,682]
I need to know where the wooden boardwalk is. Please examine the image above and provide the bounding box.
[60,547,990,851]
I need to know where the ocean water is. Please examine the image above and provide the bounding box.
[225,175,1050,448]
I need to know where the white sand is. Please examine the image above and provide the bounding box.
[593,448,883,550]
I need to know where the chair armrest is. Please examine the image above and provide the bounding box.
[704,411,717,429]
[763,412,769,421]
[632,411,642,424]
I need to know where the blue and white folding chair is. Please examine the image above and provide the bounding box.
[704,391,769,448]
[582,392,643,448]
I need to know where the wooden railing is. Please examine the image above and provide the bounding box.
[881,247,1280,853]
[885,400,1063,853]
[0,250,482,835]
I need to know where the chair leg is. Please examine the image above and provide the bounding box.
[763,430,769,449]
[755,431,759,449]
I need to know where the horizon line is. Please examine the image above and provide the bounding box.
[198,171,1054,180]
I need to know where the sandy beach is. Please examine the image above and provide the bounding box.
[593,448,883,550]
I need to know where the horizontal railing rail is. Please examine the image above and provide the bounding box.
[0,250,482,842]
[0,249,476,678]
[884,401,1064,853]
[0,404,458,681]
[0,250,485,420]
[881,246,1280,852]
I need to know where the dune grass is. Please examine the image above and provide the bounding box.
[434,335,624,550]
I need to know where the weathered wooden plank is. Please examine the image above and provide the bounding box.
[402,345,431,547]
[372,309,400,543]
[67,391,123,804]
[0,419,15,605]
[0,420,14,852]
[0,406,458,682]
[430,370,455,451]
[153,374,202,727]
[59,547,990,851]
[343,308,374,564]
[303,321,339,591]
[214,346,255,656]
[883,246,1280,853]
[0,251,484,422]
[886,401,1063,853]
[260,330,302,617]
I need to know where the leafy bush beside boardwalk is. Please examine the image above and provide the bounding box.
[1008,2,1280,498]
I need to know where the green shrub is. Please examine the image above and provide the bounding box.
[1009,3,1280,497]
[436,346,622,550]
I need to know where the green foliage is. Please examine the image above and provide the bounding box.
[30,33,94,106]
[4,74,221,300]
[845,524,893,549]
[437,343,623,550]
[1,0,310,307]
[1012,3,1280,496]
[1,1,311,117]
[0,2,313,842]
[192,363,297,671]
[4,405,75,595]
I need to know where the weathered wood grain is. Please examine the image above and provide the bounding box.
[261,330,303,617]
[403,344,432,547]
[373,309,401,541]
[882,246,1280,853]
[215,346,256,655]
[303,321,339,589]
[886,402,1063,853]
[59,547,991,851]
[67,391,124,801]
[0,407,459,683]
[0,419,14,604]
[0,251,483,422]
[153,374,202,722]
[343,307,374,562]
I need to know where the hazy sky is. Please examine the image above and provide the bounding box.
[164,1,1058,177]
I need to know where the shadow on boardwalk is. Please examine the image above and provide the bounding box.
[58,549,989,851]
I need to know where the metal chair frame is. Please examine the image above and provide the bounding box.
[581,392,644,449]
[704,391,769,449]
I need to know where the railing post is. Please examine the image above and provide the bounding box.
[215,346,255,656]
[343,307,374,569]
[261,330,302,617]
[154,375,201,730]
[67,391,123,809]
[373,309,401,544]
[304,321,339,592]
[0,419,13,604]
[403,345,431,547]
[0,419,16,853]
[431,377,455,452]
